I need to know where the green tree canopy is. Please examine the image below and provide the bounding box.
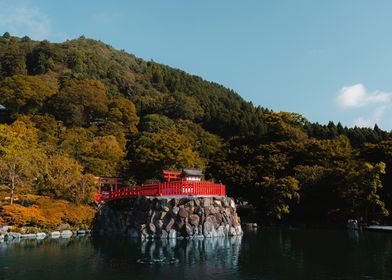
[139,114,175,133]
[129,130,203,181]
[257,176,300,220]
[48,79,109,126]
[37,154,96,204]
[339,162,388,222]
[0,75,55,118]
[108,97,139,134]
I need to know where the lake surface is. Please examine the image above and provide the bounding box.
[0,229,391,280]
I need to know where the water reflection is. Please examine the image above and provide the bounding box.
[347,228,360,242]
[0,230,391,280]
[138,239,179,265]
[0,237,94,280]
[0,236,91,251]
[91,235,243,280]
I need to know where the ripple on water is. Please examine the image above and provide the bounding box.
[136,257,179,265]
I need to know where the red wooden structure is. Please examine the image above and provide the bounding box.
[96,177,123,192]
[95,170,226,202]
[163,170,181,182]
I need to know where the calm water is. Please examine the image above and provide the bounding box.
[0,229,391,280]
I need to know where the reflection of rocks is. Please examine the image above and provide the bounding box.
[139,239,177,262]
[0,236,92,252]
[137,236,242,267]
[348,230,360,242]
[94,196,243,239]
[179,236,242,268]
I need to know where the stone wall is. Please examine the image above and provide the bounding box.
[94,196,243,239]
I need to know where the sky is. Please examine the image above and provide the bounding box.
[0,0,392,131]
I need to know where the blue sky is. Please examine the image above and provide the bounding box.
[1,0,392,131]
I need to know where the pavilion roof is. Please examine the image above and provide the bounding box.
[182,168,203,176]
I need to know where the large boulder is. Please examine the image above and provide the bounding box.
[213,199,222,207]
[61,230,73,238]
[21,233,36,239]
[171,206,179,216]
[154,219,164,229]
[147,223,156,234]
[160,229,168,239]
[203,221,214,235]
[160,211,168,220]
[202,198,211,207]
[176,218,185,230]
[165,218,175,232]
[49,231,60,238]
[178,207,189,218]
[189,214,200,226]
[168,229,177,239]
[185,223,193,236]
[229,198,236,209]
[185,200,195,208]
[141,228,149,239]
[214,212,223,225]
[206,215,218,229]
[195,206,203,216]
[0,226,9,235]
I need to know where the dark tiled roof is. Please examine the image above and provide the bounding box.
[182,169,203,176]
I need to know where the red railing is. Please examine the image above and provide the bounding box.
[95,180,226,202]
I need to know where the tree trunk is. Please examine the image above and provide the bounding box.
[9,162,16,205]
[10,175,15,205]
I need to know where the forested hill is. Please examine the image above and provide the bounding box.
[0,33,266,139]
[0,32,392,225]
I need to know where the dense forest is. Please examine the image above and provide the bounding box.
[0,32,391,228]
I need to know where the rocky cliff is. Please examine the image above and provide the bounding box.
[94,196,243,239]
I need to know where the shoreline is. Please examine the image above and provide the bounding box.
[0,228,92,242]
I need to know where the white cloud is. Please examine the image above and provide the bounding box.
[353,105,388,128]
[336,84,392,108]
[0,0,51,40]
[335,84,392,129]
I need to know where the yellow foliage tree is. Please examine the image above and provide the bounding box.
[0,75,56,118]
[130,130,203,181]
[37,154,96,204]
[0,121,40,204]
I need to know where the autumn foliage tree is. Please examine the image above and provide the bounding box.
[0,75,55,118]
[37,155,96,204]
[0,44,27,77]
[339,162,388,222]
[108,97,139,134]
[48,80,109,126]
[0,121,40,204]
[129,130,203,181]
[257,176,300,220]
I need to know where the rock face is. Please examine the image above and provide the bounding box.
[94,196,242,239]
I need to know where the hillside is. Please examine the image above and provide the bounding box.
[0,32,392,225]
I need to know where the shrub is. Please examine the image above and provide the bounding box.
[0,195,95,230]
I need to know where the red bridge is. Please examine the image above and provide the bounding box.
[95,169,226,202]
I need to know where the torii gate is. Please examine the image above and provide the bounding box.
[162,170,181,182]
